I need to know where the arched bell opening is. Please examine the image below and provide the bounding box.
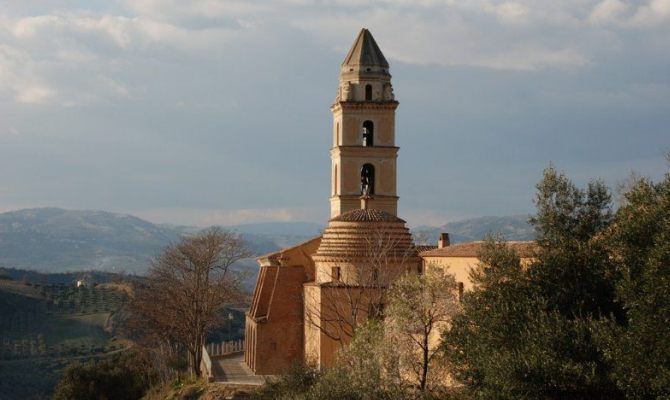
[361,163,375,195]
[362,120,374,147]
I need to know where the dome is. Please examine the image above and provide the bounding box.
[329,208,405,223]
[313,208,418,263]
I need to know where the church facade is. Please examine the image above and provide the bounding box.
[244,29,534,375]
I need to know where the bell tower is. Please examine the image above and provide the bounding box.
[330,28,399,218]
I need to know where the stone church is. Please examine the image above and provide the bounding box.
[244,29,534,375]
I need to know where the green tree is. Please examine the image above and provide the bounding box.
[443,167,624,399]
[597,172,670,398]
[530,166,620,319]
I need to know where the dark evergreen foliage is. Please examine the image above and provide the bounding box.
[597,173,670,398]
[52,348,158,400]
[442,166,670,399]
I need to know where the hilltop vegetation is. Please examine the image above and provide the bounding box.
[0,275,129,399]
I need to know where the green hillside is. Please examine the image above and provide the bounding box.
[0,277,128,399]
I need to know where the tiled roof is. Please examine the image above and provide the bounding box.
[415,245,438,253]
[315,209,417,263]
[342,28,389,68]
[420,241,537,258]
[330,208,405,223]
[256,235,322,263]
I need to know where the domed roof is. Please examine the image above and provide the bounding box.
[330,208,405,223]
[314,208,418,263]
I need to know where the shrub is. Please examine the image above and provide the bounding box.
[252,362,318,399]
[52,347,157,400]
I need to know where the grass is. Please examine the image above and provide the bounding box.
[142,377,209,400]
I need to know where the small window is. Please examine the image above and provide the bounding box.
[271,342,277,351]
[365,84,372,101]
[332,267,341,282]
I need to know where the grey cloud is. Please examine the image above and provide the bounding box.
[0,0,668,227]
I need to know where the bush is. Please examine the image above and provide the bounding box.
[252,362,320,399]
[52,348,158,400]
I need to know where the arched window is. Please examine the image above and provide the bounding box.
[362,120,374,147]
[365,84,372,101]
[361,163,375,195]
[333,164,338,195]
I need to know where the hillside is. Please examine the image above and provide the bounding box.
[0,208,180,273]
[0,208,319,274]
[0,277,129,399]
[0,208,535,275]
[414,215,535,244]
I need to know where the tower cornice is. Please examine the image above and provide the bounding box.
[331,101,399,112]
[330,146,398,157]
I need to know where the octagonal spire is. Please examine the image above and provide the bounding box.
[342,28,389,68]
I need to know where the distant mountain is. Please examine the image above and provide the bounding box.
[0,208,179,273]
[0,208,533,274]
[227,222,323,237]
[0,208,319,274]
[413,215,535,245]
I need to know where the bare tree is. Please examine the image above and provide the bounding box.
[385,268,461,392]
[130,228,252,377]
[304,224,420,360]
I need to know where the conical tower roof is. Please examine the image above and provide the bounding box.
[342,28,389,68]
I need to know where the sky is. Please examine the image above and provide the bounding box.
[0,0,668,227]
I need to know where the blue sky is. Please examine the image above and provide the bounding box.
[0,0,668,227]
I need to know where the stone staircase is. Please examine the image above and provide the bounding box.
[211,353,266,385]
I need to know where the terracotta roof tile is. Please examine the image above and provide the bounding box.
[421,241,537,258]
[256,235,322,263]
[330,208,405,223]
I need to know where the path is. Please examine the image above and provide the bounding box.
[211,353,266,385]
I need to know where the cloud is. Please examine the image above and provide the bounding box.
[0,0,668,227]
[0,126,21,137]
[1,0,668,108]
[0,44,55,104]
[589,0,629,24]
[15,84,54,104]
[588,0,670,26]
[629,0,670,27]
[488,1,531,24]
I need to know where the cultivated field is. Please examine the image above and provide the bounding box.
[0,278,128,399]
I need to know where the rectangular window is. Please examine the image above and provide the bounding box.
[332,267,341,282]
